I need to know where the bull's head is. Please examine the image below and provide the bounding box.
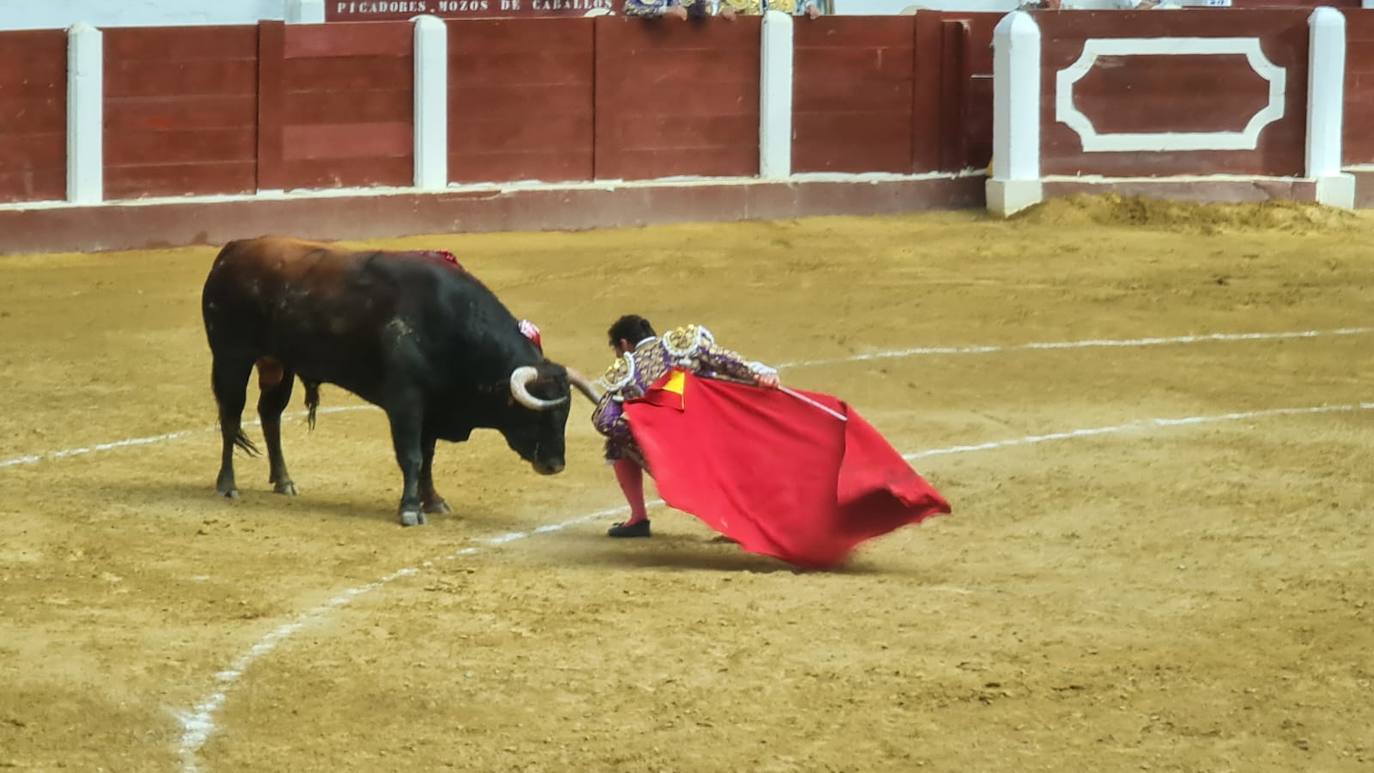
[501,362,600,475]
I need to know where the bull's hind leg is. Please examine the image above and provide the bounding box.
[257,358,298,495]
[420,432,452,516]
[387,403,426,527]
[211,353,258,499]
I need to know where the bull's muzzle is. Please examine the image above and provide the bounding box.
[532,460,565,476]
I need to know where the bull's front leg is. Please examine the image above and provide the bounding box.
[386,405,426,527]
[420,431,452,516]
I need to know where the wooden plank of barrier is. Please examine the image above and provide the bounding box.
[104,25,257,62]
[593,17,760,181]
[914,13,996,174]
[101,25,259,199]
[911,14,940,173]
[1345,12,1374,164]
[278,21,414,189]
[257,20,287,191]
[963,15,996,174]
[795,16,916,174]
[938,19,970,172]
[448,18,595,184]
[0,29,66,203]
[284,21,413,59]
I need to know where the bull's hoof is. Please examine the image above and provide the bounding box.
[273,480,298,496]
[399,510,427,527]
[216,484,239,500]
[423,498,453,515]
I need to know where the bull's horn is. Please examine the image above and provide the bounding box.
[565,367,602,404]
[510,366,569,411]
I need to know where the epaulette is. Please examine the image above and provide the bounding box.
[662,324,714,360]
[598,353,634,393]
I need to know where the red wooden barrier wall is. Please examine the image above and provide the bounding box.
[16,13,1368,206]
[103,26,259,199]
[793,17,917,174]
[448,19,595,183]
[1039,11,1308,177]
[261,21,414,190]
[593,17,761,180]
[1345,11,1374,165]
[914,11,996,172]
[793,14,994,175]
[0,31,66,204]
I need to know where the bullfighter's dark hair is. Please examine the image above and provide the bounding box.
[608,315,656,348]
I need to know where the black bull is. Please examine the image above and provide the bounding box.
[200,237,599,526]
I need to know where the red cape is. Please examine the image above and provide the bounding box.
[624,372,951,568]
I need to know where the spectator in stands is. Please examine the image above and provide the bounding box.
[624,0,706,18]
[1117,0,1183,9]
[625,0,820,18]
[717,0,823,18]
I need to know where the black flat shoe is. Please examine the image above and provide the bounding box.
[607,519,651,538]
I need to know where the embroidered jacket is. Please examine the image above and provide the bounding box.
[591,324,776,462]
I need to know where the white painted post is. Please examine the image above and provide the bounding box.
[286,0,326,23]
[759,10,794,179]
[66,22,103,204]
[1307,7,1355,208]
[413,15,448,190]
[986,10,1042,217]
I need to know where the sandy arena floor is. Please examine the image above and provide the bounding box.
[0,195,1371,772]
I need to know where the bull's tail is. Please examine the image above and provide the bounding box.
[303,380,321,430]
[232,428,260,457]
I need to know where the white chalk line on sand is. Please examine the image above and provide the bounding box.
[173,503,631,773]
[2,326,1369,473]
[0,406,373,471]
[903,402,1374,460]
[779,326,1374,368]
[175,398,1374,772]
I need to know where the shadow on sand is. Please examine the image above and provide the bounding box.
[553,527,909,577]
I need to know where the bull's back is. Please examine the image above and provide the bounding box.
[202,237,426,398]
[205,237,342,292]
[202,237,369,347]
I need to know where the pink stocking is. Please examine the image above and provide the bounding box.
[613,457,648,524]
